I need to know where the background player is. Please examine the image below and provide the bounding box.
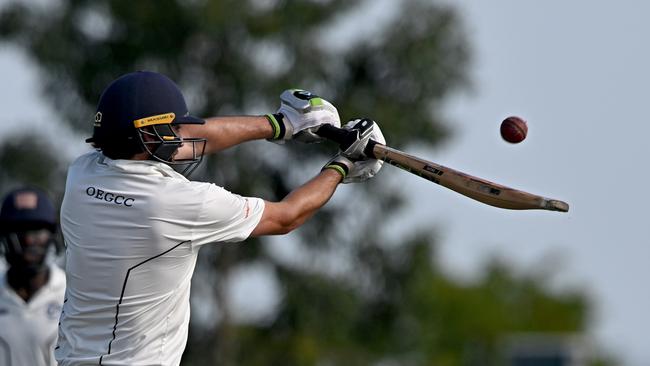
[0,187,66,366]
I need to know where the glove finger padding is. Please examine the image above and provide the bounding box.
[293,99,340,143]
[271,89,341,144]
[343,157,384,183]
[340,118,385,159]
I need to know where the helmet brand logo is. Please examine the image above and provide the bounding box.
[94,112,103,127]
[14,192,38,210]
[133,113,176,128]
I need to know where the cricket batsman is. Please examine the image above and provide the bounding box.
[0,187,66,366]
[55,71,384,365]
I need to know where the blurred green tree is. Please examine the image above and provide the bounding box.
[0,0,613,365]
[0,133,67,196]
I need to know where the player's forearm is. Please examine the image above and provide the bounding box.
[182,115,274,154]
[282,169,342,226]
[251,169,342,236]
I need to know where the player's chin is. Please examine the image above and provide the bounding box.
[172,144,188,160]
[23,253,46,265]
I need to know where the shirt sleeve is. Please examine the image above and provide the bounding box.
[190,183,265,246]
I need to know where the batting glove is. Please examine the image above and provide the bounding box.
[266,89,341,144]
[322,118,385,183]
[338,118,382,159]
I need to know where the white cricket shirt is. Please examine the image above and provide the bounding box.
[0,264,66,366]
[56,151,264,366]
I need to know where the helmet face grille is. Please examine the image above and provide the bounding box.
[3,230,55,274]
[0,188,58,273]
[137,124,206,177]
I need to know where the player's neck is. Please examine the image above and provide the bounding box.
[131,151,150,160]
[7,266,50,303]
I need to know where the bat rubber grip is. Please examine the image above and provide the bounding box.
[315,124,378,158]
[315,124,355,145]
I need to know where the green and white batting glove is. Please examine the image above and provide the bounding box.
[322,118,386,183]
[322,153,384,184]
[338,118,382,159]
[266,89,341,144]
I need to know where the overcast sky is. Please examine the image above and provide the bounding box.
[1,1,649,365]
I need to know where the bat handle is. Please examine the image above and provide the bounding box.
[315,124,379,158]
[315,124,355,145]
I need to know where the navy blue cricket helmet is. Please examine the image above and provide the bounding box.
[0,187,57,233]
[86,71,207,175]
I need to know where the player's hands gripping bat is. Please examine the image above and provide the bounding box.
[322,119,385,183]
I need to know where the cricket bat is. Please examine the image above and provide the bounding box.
[316,124,569,212]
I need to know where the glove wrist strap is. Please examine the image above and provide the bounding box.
[265,113,286,140]
[322,161,349,179]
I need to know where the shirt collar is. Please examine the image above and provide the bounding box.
[96,152,189,181]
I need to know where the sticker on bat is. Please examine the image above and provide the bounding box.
[423,165,444,176]
[477,185,501,196]
[384,158,441,184]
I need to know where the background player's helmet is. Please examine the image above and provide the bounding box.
[0,187,57,274]
[86,71,207,176]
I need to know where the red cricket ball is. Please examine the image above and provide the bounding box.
[500,116,528,143]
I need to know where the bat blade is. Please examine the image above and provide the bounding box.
[372,144,569,212]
